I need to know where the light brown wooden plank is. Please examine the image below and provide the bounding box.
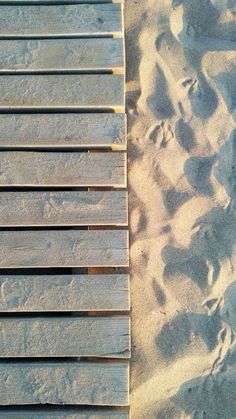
[0,4,123,37]
[0,152,126,187]
[0,0,124,3]
[0,230,128,268]
[0,409,129,418]
[0,317,130,358]
[0,0,124,2]
[0,362,129,406]
[0,114,126,149]
[0,39,124,72]
[0,75,124,110]
[0,191,128,226]
[0,274,130,312]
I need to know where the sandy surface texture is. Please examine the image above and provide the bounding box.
[126,1,236,417]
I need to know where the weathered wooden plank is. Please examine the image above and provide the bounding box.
[0,4,123,37]
[0,317,130,358]
[0,362,129,406]
[0,0,124,3]
[0,0,124,2]
[0,152,126,187]
[0,274,130,312]
[0,39,124,72]
[0,191,128,226]
[0,230,128,267]
[0,75,124,110]
[0,409,129,419]
[0,114,126,149]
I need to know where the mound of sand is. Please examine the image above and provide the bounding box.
[126,0,236,417]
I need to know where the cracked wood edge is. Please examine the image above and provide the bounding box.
[0,152,126,187]
[0,230,129,268]
[0,113,126,149]
[0,274,130,312]
[0,362,129,406]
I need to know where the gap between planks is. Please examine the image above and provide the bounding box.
[0,408,129,418]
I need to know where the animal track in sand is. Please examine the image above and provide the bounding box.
[129,0,236,417]
[172,280,236,417]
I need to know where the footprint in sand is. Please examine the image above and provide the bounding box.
[204,53,236,124]
[170,1,236,119]
[215,129,236,199]
[162,187,192,216]
[184,155,216,196]
[156,309,221,360]
[175,118,196,152]
[172,281,236,418]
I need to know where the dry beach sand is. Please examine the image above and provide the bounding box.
[126,0,236,417]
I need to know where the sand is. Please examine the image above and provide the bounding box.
[125,1,236,417]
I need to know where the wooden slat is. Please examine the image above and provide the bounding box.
[0,75,124,110]
[0,0,124,2]
[0,4,123,37]
[0,114,126,149]
[0,274,130,312]
[0,152,126,187]
[0,317,130,358]
[0,39,124,72]
[0,191,128,226]
[0,409,129,418]
[0,230,128,267]
[0,362,129,406]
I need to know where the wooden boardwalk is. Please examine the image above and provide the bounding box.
[0,1,129,418]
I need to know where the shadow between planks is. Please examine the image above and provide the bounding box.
[0,407,129,419]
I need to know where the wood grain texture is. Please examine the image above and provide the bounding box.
[0,274,130,312]
[0,0,124,2]
[0,362,129,406]
[0,230,128,267]
[0,0,124,3]
[0,114,126,149]
[0,4,123,37]
[0,317,130,358]
[0,39,124,72]
[0,191,128,226]
[0,152,126,187]
[0,409,129,418]
[0,75,124,110]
